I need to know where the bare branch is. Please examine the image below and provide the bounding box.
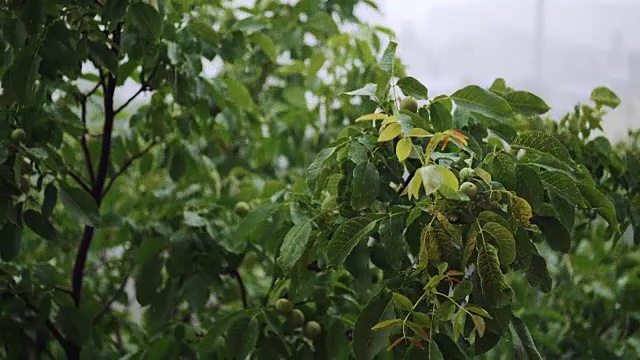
[114,65,158,115]
[231,270,249,309]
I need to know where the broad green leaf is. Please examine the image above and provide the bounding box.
[429,100,453,132]
[515,165,544,211]
[539,171,586,207]
[306,147,336,183]
[226,316,259,360]
[225,78,253,109]
[437,165,459,190]
[452,309,466,342]
[23,210,57,241]
[590,86,621,109]
[531,216,571,253]
[183,210,206,227]
[129,2,161,40]
[356,113,389,122]
[231,203,280,253]
[452,280,473,300]
[406,321,429,340]
[395,137,412,161]
[484,152,516,189]
[277,221,313,271]
[378,122,402,142]
[181,275,210,312]
[503,91,550,116]
[343,83,377,97]
[511,316,544,360]
[371,318,402,331]
[483,222,516,265]
[186,20,218,44]
[378,214,408,271]
[578,183,618,228]
[59,184,100,227]
[103,0,129,24]
[420,165,443,195]
[249,33,277,61]
[41,183,57,218]
[412,312,432,328]
[353,292,395,360]
[396,77,428,99]
[477,244,506,301]
[350,161,380,210]
[327,217,379,266]
[450,85,513,120]
[392,292,413,311]
[379,41,397,74]
[511,131,571,164]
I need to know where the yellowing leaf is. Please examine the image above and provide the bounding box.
[371,318,402,331]
[511,195,533,225]
[356,113,389,122]
[404,170,422,200]
[464,305,493,319]
[378,122,402,142]
[471,315,486,337]
[381,116,400,125]
[396,137,412,161]
[407,128,431,138]
[436,165,459,190]
[475,167,492,184]
[424,132,445,160]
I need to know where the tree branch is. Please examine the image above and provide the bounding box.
[114,65,158,115]
[66,170,92,194]
[19,294,75,358]
[94,275,129,323]
[231,270,249,309]
[102,140,159,196]
[80,96,95,184]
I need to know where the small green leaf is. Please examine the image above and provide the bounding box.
[527,252,553,293]
[350,162,380,210]
[59,184,100,227]
[128,2,161,40]
[371,318,402,331]
[503,91,550,116]
[396,77,428,100]
[396,137,412,161]
[452,280,473,300]
[225,78,253,109]
[407,128,431,137]
[181,275,210,312]
[424,274,446,291]
[429,100,453,132]
[277,221,313,271]
[249,33,277,61]
[231,203,280,253]
[342,83,377,97]
[379,41,397,74]
[356,113,389,122]
[392,292,413,312]
[23,210,57,241]
[56,306,92,346]
[578,183,617,228]
[103,0,129,24]
[41,183,57,219]
[590,86,621,109]
[450,85,513,120]
[452,309,466,342]
[378,122,402,142]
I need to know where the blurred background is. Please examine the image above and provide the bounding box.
[358,0,640,141]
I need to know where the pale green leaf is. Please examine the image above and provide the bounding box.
[277,221,313,271]
[371,319,402,331]
[420,165,443,195]
[395,137,412,161]
[378,122,402,142]
[590,86,621,109]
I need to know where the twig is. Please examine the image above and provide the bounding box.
[94,275,129,323]
[66,170,92,194]
[84,79,102,99]
[53,286,74,296]
[102,140,159,196]
[231,270,249,309]
[114,65,157,115]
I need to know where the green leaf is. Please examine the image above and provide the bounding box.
[472,315,486,337]
[484,152,516,189]
[511,131,571,164]
[450,85,513,120]
[590,86,621,109]
[452,280,473,300]
[226,315,259,360]
[515,165,544,211]
[429,100,453,132]
[392,292,413,312]
[578,183,618,228]
[183,210,206,227]
[0,223,21,261]
[181,275,210,312]
[371,318,402,331]
[489,78,510,95]
[277,221,313,271]
[452,309,466,342]
[128,2,161,40]
[379,41,397,74]
[23,210,56,241]
[231,203,280,253]
[511,316,544,360]
[420,165,443,195]
[378,215,408,271]
[249,33,277,61]
[396,137,412,161]
[464,305,493,319]
[482,222,516,266]
[342,83,377,97]
[87,41,118,73]
[531,216,571,253]
[225,78,253,109]
[539,171,586,207]
[306,147,336,183]
[503,91,550,116]
[396,77,428,99]
[103,0,129,24]
[327,217,379,266]
[135,255,163,306]
[186,20,218,44]
[350,161,380,210]
[59,184,100,227]
[353,292,395,360]
[378,122,401,142]
[41,183,57,219]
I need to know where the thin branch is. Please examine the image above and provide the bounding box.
[19,294,75,358]
[94,275,129,323]
[53,286,74,296]
[67,170,92,194]
[231,270,249,309]
[102,140,159,196]
[84,79,103,99]
[114,65,158,115]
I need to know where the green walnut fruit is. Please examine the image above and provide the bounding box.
[460,182,478,198]
[302,321,322,339]
[10,128,26,143]
[288,309,305,328]
[400,97,418,113]
[275,298,293,315]
[459,168,475,181]
[234,201,250,217]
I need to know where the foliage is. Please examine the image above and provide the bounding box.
[0,0,634,359]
